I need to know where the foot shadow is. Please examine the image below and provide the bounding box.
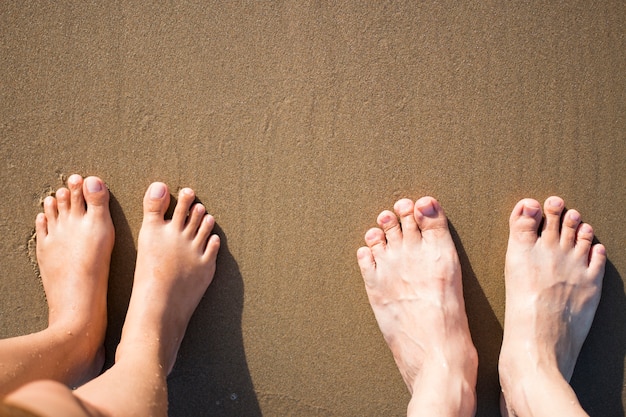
[103,193,261,416]
[167,223,262,417]
[448,222,504,417]
[103,192,135,369]
[572,258,626,417]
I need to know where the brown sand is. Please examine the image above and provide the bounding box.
[1,2,625,416]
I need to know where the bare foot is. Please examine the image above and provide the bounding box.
[357,197,477,417]
[36,174,114,385]
[116,183,220,374]
[499,197,606,417]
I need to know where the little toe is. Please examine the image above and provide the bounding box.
[43,196,58,226]
[55,187,71,215]
[173,188,196,228]
[394,198,420,242]
[142,182,170,223]
[542,196,565,243]
[588,244,607,278]
[560,209,582,248]
[83,177,110,216]
[413,196,449,240]
[67,174,86,215]
[574,223,594,258]
[508,199,542,244]
[203,232,220,262]
[357,246,377,286]
[186,203,206,235]
[35,212,48,239]
[377,210,402,246]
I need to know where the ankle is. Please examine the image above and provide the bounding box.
[407,358,478,417]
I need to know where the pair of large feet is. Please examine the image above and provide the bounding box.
[357,196,606,416]
[35,175,220,386]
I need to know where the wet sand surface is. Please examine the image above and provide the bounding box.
[1,2,625,416]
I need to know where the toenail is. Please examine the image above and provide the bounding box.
[522,204,540,217]
[568,211,581,222]
[548,198,562,208]
[380,213,393,224]
[579,224,592,234]
[416,201,437,217]
[183,188,194,196]
[85,177,103,193]
[150,183,167,199]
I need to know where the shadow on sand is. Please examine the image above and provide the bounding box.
[449,222,504,416]
[572,258,626,417]
[103,193,261,417]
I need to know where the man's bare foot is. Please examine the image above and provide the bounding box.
[36,174,114,385]
[357,197,478,417]
[499,197,606,417]
[116,183,220,375]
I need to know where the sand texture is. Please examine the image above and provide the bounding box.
[1,2,625,416]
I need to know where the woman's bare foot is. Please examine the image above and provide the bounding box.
[0,174,113,398]
[499,197,606,417]
[3,182,220,417]
[116,182,220,375]
[357,197,478,417]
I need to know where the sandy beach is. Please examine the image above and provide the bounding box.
[1,2,625,415]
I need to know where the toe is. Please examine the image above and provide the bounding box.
[35,212,48,239]
[542,196,565,243]
[394,199,420,243]
[186,203,206,236]
[55,187,71,215]
[560,209,581,248]
[364,227,387,257]
[508,199,542,244]
[43,196,58,226]
[67,174,86,215]
[588,244,607,278]
[143,182,170,223]
[202,234,221,264]
[413,197,449,241]
[377,210,402,247]
[83,176,110,216]
[574,223,594,258]
[173,188,196,228]
[357,246,377,286]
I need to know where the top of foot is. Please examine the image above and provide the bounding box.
[36,174,115,383]
[499,196,606,415]
[357,197,477,416]
[117,183,220,374]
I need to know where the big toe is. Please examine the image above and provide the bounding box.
[83,176,110,215]
[509,198,542,244]
[413,197,450,241]
[143,182,170,222]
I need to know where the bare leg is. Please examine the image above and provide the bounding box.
[5,183,220,417]
[0,175,114,397]
[357,197,478,417]
[499,197,606,417]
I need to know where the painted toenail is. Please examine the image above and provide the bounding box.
[150,183,167,200]
[85,178,103,193]
[522,204,540,217]
[417,202,437,217]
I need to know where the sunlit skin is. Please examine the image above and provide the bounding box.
[2,178,220,417]
[358,196,605,417]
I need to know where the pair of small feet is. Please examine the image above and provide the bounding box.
[34,174,220,386]
[357,196,606,416]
